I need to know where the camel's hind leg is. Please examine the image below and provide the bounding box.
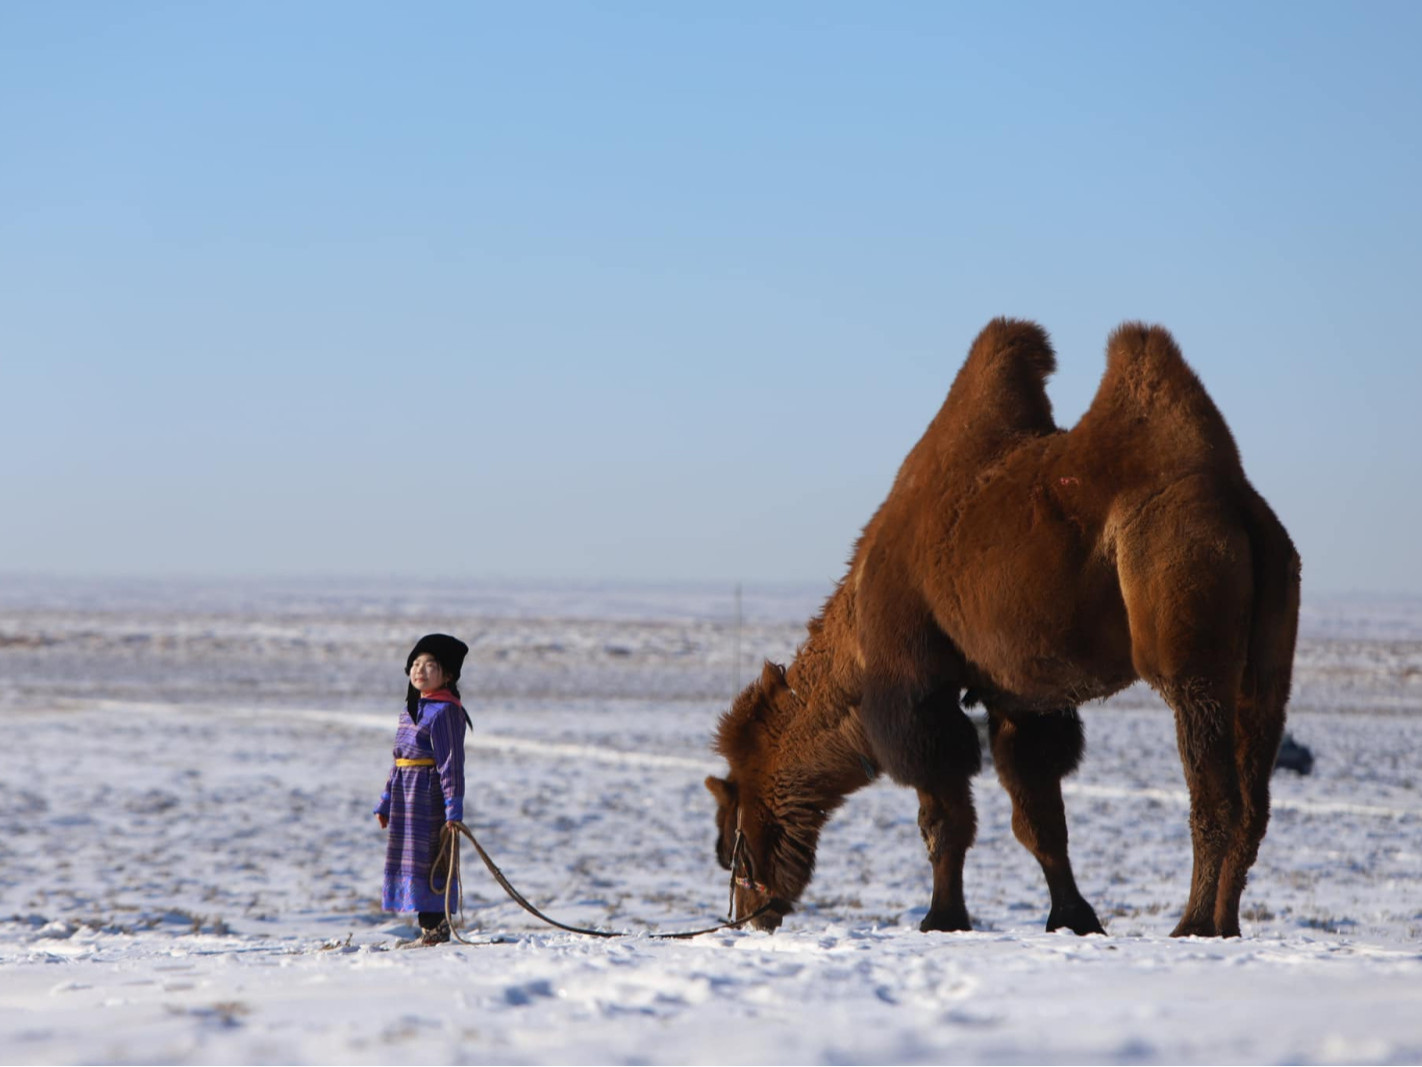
[1160,679,1243,937]
[1214,497,1301,936]
[1118,481,1253,937]
[1211,690,1285,936]
[988,706,1104,935]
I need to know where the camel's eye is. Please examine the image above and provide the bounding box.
[715,827,734,870]
[714,804,738,869]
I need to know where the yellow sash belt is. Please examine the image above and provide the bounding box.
[395,758,435,768]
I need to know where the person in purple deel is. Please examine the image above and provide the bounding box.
[374,633,473,946]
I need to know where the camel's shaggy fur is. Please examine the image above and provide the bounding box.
[708,318,1300,938]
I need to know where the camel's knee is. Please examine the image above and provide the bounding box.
[1155,678,1244,831]
[918,791,977,861]
[1155,677,1236,762]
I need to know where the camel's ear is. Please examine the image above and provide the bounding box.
[705,775,736,807]
[760,659,787,691]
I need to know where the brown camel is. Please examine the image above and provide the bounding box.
[707,319,1300,938]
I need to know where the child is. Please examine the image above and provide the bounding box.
[374,633,473,946]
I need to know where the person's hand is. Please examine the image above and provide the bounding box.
[446,819,460,830]
[376,813,389,829]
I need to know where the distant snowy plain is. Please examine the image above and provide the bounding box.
[1,577,1420,1064]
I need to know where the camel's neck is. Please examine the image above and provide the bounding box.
[784,579,859,713]
[774,581,874,808]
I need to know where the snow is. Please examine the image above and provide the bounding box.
[2,578,1421,1064]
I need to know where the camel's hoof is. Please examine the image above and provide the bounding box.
[920,908,972,933]
[751,910,784,933]
[1170,916,1219,938]
[1046,898,1105,936]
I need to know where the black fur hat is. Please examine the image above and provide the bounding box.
[405,633,469,681]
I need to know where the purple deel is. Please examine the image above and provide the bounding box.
[374,694,466,913]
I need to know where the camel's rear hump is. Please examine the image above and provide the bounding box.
[1081,323,1243,475]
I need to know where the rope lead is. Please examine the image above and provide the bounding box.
[432,820,776,943]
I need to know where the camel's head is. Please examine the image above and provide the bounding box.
[706,660,816,932]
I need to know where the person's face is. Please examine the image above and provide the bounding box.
[409,654,448,694]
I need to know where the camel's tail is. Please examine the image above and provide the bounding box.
[1240,486,1301,752]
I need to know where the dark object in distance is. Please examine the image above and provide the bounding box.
[1274,732,1314,775]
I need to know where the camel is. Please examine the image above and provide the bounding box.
[707,318,1300,938]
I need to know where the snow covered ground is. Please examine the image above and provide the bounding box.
[1,577,1420,1064]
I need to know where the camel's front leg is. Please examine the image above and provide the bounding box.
[989,707,1104,935]
[859,682,981,933]
[916,775,977,932]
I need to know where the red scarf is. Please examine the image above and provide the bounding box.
[418,687,461,706]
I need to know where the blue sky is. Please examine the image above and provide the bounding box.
[2,2,1419,595]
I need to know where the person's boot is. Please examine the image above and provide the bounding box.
[417,919,451,946]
